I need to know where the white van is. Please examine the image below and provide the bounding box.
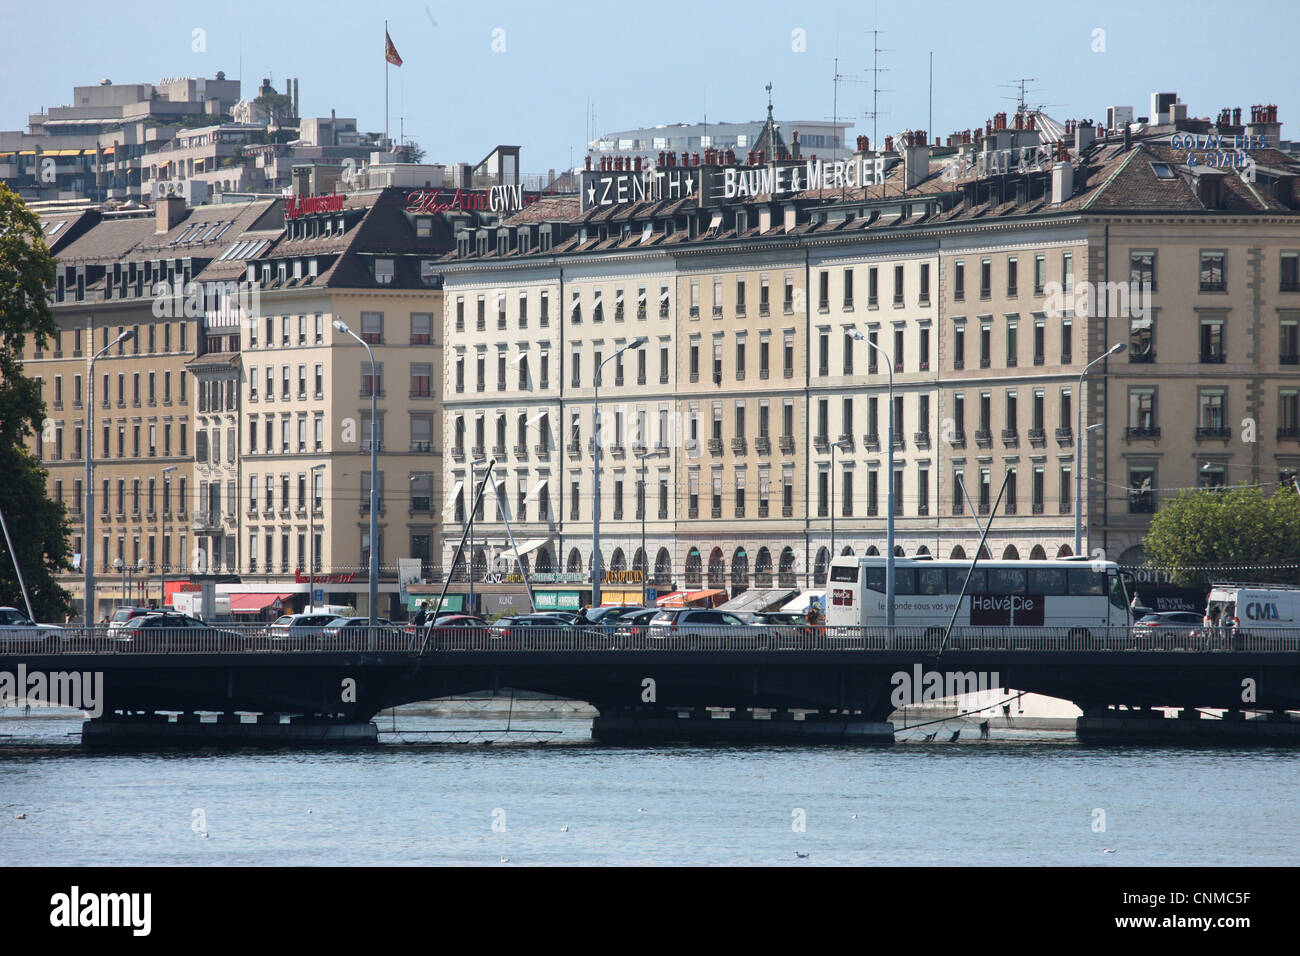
[1205,584,1300,632]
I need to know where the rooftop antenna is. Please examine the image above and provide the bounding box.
[828,57,870,196]
[1001,78,1041,116]
[866,28,893,147]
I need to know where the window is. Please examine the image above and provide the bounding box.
[979,323,991,368]
[893,265,904,306]
[1128,465,1155,513]
[374,258,394,285]
[980,258,991,298]
[411,312,432,345]
[1062,252,1074,293]
[783,331,794,377]
[1033,255,1046,295]
[498,292,508,329]
[1282,317,1300,364]
[1033,318,1046,365]
[314,363,324,396]
[1200,250,1226,292]
[411,363,432,397]
[1006,319,1018,367]
[953,323,965,370]
[953,261,965,301]
[1131,250,1156,292]
[1200,316,1225,362]
[361,362,384,397]
[817,330,829,376]
[919,263,930,304]
[1061,318,1073,364]
[1006,256,1018,297]
[818,271,830,311]
[893,328,905,372]
[1197,388,1227,437]
[360,311,383,344]
[1278,389,1300,438]
[1282,253,1300,293]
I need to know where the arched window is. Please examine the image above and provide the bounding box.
[813,547,830,586]
[655,548,672,586]
[1028,545,1046,561]
[1056,544,1073,558]
[978,544,992,559]
[893,545,906,557]
[731,547,750,591]
[708,547,726,587]
[567,548,583,573]
[755,547,773,586]
[685,548,702,587]
[1002,545,1020,560]
[950,545,967,560]
[535,546,554,573]
[840,545,854,556]
[471,548,488,579]
[916,545,930,556]
[632,547,647,578]
[610,548,626,572]
[778,547,797,587]
[866,546,880,556]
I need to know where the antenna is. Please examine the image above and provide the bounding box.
[1001,78,1041,116]
[865,29,893,146]
[828,56,869,162]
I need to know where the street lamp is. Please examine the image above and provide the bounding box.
[829,438,853,562]
[309,463,326,611]
[591,336,647,608]
[1076,342,1127,556]
[636,447,666,605]
[85,328,135,623]
[850,328,896,626]
[112,557,125,602]
[333,320,379,626]
[159,465,177,608]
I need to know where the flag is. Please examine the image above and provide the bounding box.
[385,30,403,67]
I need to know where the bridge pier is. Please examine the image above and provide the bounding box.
[1076,706,1300,743]
[590,706,895,745]
[81,713,378,747]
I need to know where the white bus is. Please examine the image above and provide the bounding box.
[824,556,1132,634]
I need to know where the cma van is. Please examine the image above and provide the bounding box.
[1204,584,1300,634]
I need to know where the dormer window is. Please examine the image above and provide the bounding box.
[415,216,432,238]
[420,260,438,286]
[1151,162,1175,180]
[375,258,394,285]
[335,216,345,234]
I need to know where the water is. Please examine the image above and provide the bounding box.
[0,713,1296,866]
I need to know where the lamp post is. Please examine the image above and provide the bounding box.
[333,320,379,625]
[309,463,326,611]
[829,438,853,562]
[113,557,125,602]
[592,336,647,608]
[85,328,135,623]
[850,329,896,626]
[636,447,665,605]
[159,465,177,608]
[1075,342,1127,556]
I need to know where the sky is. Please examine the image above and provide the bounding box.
[1,0,1295,176]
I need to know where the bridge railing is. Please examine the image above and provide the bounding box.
[4,624,1300,655]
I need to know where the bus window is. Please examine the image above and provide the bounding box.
[1068,569,1106,595]
[864,568,886,592]
[829,564,859,583]
[1029,568,1068,594]
[917,567,947,595]
[989,568,1028,592]
[1107,572,1128,610]
[947,568,987,593]
[894,569,917,595]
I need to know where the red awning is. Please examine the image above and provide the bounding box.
[657,589,725,608]
[229,592,294,614]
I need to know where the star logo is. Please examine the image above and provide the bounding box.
[586,181,597,206]
[684,176,695,196]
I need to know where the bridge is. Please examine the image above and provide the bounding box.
[3,625,1300,746]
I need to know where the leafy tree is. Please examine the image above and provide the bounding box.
[254,92,294,127]
[1143,484,1300,586]
[0,183,72,620]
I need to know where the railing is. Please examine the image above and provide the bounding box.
[8,624,1300,656]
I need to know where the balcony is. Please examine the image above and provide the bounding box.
[1281,354,1300,366]
[1032,502,1044,515]
[1129,351,1156,364]
[1199,352,1227,364]
[782,505,794,518]
[863,432,880,450]
[1027,427,1046,446]
[812,435,829,453]
[948,430,966,448]
[471,445,485,458]
[1001,428,1019,445]
[511,444,528,457]
[451,446,465,460]
[711,505,722,518]
[731,437,747,455]
[755,436,771,455]
[1196,425,1230,440]
[707,438,724,456]
[567,441,581,457]
[974,429,992,448]
[758,502,769,518]
[1125,426,1161,440]
[953,358,965,370]
[779,436,795,454]
[1279,427,1300,440]
[1054,427,1073,445]
[491,445,506,457]
[688,505,699,519]
[410,440,432,453]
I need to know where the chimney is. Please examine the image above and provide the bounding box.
[758,205,772,233]
[1074,120,1096,152]
[155,195,186,233]
[903,136,928,189]
[292,78,300,118]
[1051,161,1074,204]
[782,203,798,232]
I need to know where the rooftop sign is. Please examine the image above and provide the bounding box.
[405,186,540,216]
[284,193,345,219]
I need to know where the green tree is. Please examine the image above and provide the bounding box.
[0,183,72,620]
[1143,484,1300,586]
[254,92,294,127]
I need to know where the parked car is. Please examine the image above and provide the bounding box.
[575,605,641,627]
[612,608,660,639]
[1132,611,1203,649]
[107,606,154,632]
[268,613,342,647]
[319,617,399,647]
[0,607,65,647]
[421,614,490,648]
[747,611,810,639]
[647,608,750,640]
[118,612,242,651]
[489,613,580,642]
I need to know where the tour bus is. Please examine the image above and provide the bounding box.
[824,555,1132,635]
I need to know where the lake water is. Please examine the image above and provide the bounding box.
[1,713,1296,866]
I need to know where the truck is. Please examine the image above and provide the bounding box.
[1204,583,1300,636]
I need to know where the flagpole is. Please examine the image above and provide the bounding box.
[385,19,389,147]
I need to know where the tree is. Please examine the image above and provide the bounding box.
[0,183,73,620]
[254,92,294,127]
[1143,485,1300,586]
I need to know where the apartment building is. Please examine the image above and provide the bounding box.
[236,186,449,617]
[439,96,1300,598]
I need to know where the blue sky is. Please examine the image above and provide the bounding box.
[2,0,1293,175]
